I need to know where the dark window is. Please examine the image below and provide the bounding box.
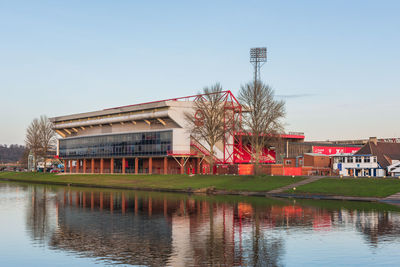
[59,130,172,158]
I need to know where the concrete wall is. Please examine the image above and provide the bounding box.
[172,129,191,153]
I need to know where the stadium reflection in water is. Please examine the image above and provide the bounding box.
[3,182,400,266]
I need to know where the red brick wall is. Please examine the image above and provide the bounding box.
[283,158,297,167]
[262,164,284,175]
[301,166,313,175]
[304,154,331,168]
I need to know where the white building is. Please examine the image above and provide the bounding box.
[332,154,385,177]
[387,160,400,177]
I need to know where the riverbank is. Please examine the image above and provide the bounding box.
[1,172,400,204]
[286,177,400,198]
[0,172,305,193]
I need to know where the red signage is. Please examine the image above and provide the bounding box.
[234,144,276,164]
[313,146,360,155]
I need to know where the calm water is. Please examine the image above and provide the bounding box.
[1,182,400,266]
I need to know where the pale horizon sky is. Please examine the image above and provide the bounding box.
[1,0,399,145]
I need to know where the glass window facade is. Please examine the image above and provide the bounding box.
[59,131,172,159]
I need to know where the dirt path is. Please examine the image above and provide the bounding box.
[267,176,324,194]
[385,192,400,201]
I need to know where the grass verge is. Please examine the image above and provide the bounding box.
[0,172,304,192]
[287,177,400,198]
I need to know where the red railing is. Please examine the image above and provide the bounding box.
[167,150,197,156]
[190,139,221,163]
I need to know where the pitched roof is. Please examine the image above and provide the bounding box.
[355,141,400,168]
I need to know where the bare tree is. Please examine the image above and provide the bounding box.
[185,83,226,173]
[39,115,56,173]
[19,148,30,169]
[238,80,285,174]
[25,118,41,172]
[25,116,56,172]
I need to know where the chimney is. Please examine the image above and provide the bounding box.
[369,137,378,145]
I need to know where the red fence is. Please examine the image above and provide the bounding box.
[283,167,302,176]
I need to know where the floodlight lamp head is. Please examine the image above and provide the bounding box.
[250,47,267,62]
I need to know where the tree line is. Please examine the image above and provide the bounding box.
[0,144,26,163]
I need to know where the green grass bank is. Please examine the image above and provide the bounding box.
[0,172,304,193]
[287,177,400,198]
[2,173,400,199]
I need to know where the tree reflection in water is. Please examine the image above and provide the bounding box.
[23,185,400,267]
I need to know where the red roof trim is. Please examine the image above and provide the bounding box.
[235,132,305,139]
[104,90,237,111]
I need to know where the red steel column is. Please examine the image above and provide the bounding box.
[91,158,94,174]
[100,158,104,174]
[135,158,138,174]
[64,160,68,173]
[180,158,184,174]
[149,157,152,174]
[164,157,168,175]
[197,158,201,174]
[122,158,126,174]
[110,158,114,174]
[76,160,80,173]
[83,159,86,174]
[69,160,72,174]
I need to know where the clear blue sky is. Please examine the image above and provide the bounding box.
[1,0,399,145]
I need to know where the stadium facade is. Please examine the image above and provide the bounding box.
[50,91,305,174]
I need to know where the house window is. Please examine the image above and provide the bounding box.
[348,157,353,163]
[285,160,292,165]
[373,157,377,162]
[364,157,370,163]
[355,157,362,163]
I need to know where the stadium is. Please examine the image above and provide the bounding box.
[50,91,306,175]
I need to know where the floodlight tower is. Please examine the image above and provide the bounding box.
[250,47,267,84]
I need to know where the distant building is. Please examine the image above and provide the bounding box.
[332,137,400,177]
[285,137,400,159]
[283,153,331,176]
[283,142,361,159]
[332,154,383,177]
[387,161,400,177]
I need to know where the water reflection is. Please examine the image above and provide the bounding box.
[26,187,58,246]
[8,183,400,266]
